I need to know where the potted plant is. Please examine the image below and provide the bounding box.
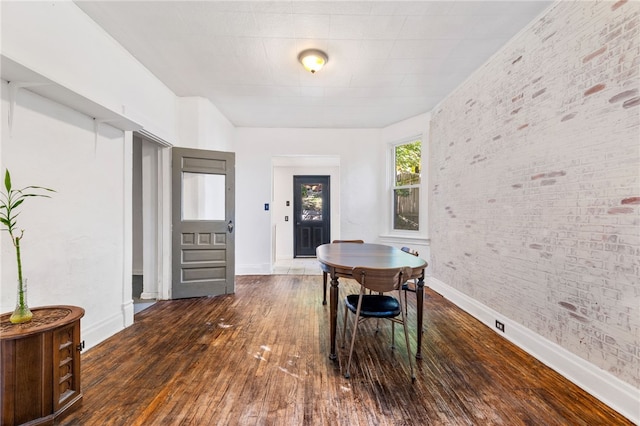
[0,169,54,324]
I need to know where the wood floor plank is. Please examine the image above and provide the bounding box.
[55,275,633,425]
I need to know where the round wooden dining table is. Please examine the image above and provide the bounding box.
[316,242,428,360]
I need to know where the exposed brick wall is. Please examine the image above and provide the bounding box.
[430,1,639,388]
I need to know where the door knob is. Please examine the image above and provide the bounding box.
[227,220,234,233]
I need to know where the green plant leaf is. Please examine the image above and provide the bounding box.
[4,170,11,192]
[24,185,55,193]
[20,193,52,199]
[0,169,54,241]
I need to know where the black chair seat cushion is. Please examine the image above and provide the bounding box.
[345,294,401,318]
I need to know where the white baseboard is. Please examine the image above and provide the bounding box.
[236,263,272,275]
[122,299,134,327]
[81,309,127,352]
[139,292,157,300]
[427,276,639,424]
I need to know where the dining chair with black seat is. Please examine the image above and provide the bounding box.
[341,265,415,382]
[320,239,365,305]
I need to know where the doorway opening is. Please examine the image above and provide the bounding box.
[132,133,169,314]
[271,156,340,268]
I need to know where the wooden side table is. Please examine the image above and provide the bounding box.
[1,305,85,426]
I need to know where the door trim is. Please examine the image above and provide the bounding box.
[269,156,341,269]
[132,132,172,302]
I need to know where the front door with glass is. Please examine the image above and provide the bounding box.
[293,175,330,257]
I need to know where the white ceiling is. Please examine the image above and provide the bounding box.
[75,1,552,129]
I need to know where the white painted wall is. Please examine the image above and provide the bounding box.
[176,97,235,152]
[1,82,132,349]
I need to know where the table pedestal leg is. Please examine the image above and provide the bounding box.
[329,274,339,360]
[416,276,425,359]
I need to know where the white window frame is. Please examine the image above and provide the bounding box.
[388,135,423,236]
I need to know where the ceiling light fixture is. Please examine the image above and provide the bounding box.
[298,49,328,74]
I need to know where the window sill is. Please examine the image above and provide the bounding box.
[378,234,430,245]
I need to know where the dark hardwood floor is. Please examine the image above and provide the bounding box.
[57,275,632,425]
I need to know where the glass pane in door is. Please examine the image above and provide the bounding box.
[300,183,323,221]
[182,172,225,220]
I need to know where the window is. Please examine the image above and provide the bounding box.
[392,138,421,231]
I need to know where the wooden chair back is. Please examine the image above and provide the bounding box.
[352,266,412,294]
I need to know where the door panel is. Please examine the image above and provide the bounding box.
[172,148,235,299]
[293,176,330,257]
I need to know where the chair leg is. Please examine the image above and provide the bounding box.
[345,291,364,379]
[404,288,408,316]
[341,304,348,348]
[391,321,396,349]
[375,291,383,333]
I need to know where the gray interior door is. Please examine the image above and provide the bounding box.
[172,148,235,299]
[293,175,330,257]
